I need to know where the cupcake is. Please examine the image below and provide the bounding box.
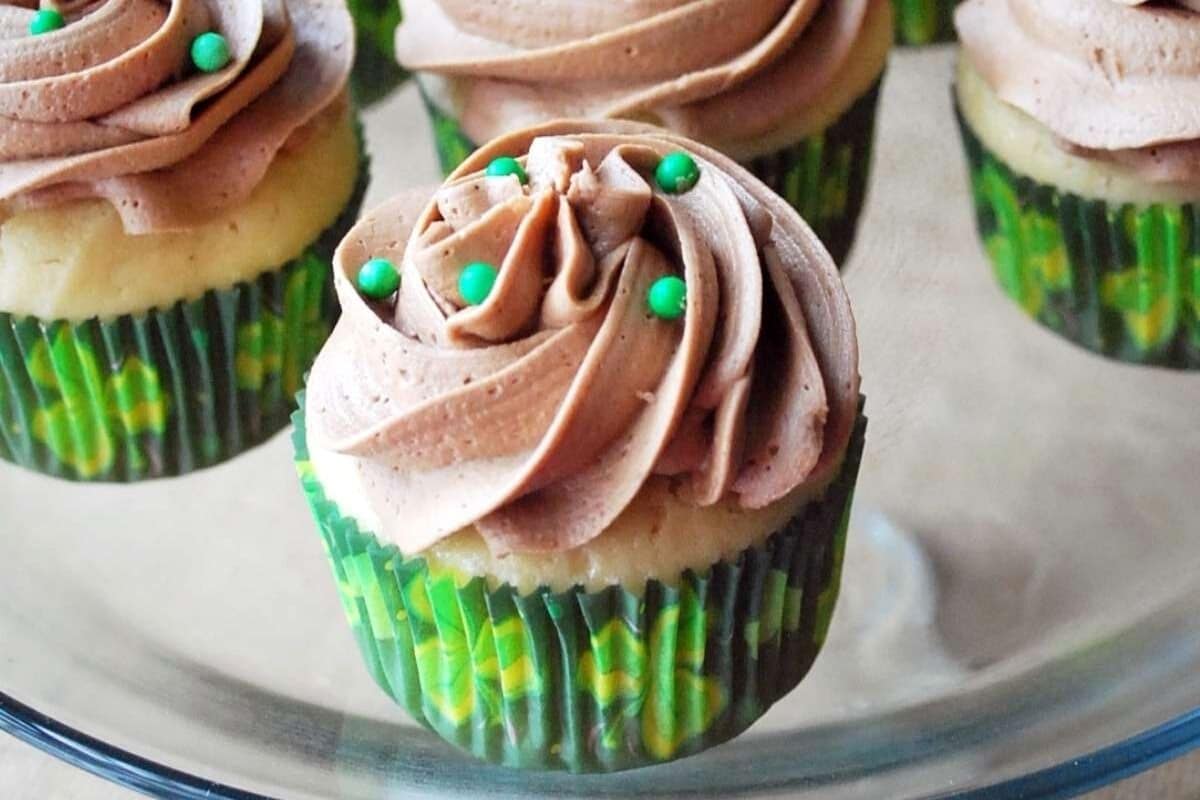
[893,0,959,45]
[956,0,1200,369]
[294,121,865,772]
[394,0,893,267]
[0,0,367,481]
[348,0,405,107]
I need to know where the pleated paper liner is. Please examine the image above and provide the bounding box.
[893,0,959,46]
[420,81,883,269]
[292,397,867,773]
[744,81,881,268]
[958,109,1200,370]
[0,159,369,483]
[348,0,406,108]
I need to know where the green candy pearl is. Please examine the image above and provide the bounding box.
[655,151,700,194]
[191,31,231,73]
[356,258,400,300]
[647,275,686,320]
[485,156,528,184]
[459,261,498,306]
[29,9,65,35]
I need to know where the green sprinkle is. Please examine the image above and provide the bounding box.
[485,156,528,184]
[654,151,700,194]
[356,258,400,300]
[647,275,686,320]
[191,31,231,73]
[459,261,498,306]
[29,9,64,35]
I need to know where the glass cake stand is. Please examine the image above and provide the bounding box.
[3,48,1200,800]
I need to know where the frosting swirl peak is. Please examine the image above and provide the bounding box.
[307,121,859,555]
[0,0,353,232]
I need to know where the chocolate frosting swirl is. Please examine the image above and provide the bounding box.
[957,0,1200,182]
[395,0,881,149]
[0,0,353,232]
[306,121,859,556]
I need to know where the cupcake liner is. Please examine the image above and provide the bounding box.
[893,0,959,47]
[420,84,881,268]
[958,108,1200,370]
[348,0,406,108]
[743,81,881,267]
[292,397,867,773]
[0,149,369,482]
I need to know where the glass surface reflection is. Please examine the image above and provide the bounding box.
[2,46,1199,799]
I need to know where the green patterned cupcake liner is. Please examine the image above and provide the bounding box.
[420,82,882,268]
[0,154,369,483]
[893,0,959,46]
[958,109,1200,370]
[744,82,881,267]
[349,0,406,108]
[292,397,866,773]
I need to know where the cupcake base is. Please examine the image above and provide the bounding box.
[293,398,867,773]
[0,156,369,483]
[420,83,882,269]
[958,108,1200,370]
[893,0,959,46]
